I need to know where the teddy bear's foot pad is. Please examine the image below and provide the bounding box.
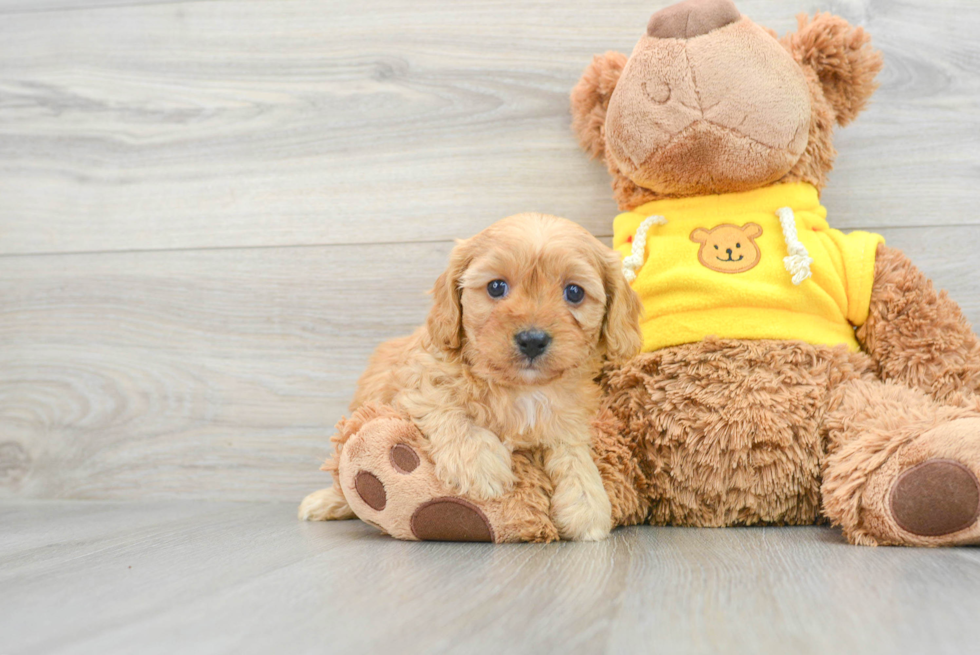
[890,459,980,537]
[410,498,494,542]
[336,413,513,542]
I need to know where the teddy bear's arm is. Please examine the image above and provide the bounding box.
[857,244,980,404]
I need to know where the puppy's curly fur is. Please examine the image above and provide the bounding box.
[300,213,641,540]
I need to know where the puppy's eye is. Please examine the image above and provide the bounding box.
[564,284,585,304]
[714,245,719,250]
[487,279,509,299]
[736,243,741,248]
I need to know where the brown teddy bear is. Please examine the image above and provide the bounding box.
[301,0,980,546]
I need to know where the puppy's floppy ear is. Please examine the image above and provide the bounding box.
[571,51,628,160]
[598,249,643,365]
[426,238,473,353]
[781,13,883,127]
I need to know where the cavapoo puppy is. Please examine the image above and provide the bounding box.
[300,213,642,540]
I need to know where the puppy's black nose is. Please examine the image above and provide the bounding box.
[726,248,733,255]
[515,330,551,361]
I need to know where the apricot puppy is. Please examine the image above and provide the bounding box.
[301,213,642,540]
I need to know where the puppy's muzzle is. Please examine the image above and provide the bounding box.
[515,329,551,362]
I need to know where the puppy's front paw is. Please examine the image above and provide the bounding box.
[433,433,516,501]
[551,476,613,541]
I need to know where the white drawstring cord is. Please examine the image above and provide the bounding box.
[622,214,667,282]
[777,206,813,285]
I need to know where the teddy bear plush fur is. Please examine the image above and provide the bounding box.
[301,0,980,546]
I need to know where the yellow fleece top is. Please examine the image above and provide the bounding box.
[613,182,884,352]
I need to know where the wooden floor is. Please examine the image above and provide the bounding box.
[2,500,979,655]
[2,0,980,653]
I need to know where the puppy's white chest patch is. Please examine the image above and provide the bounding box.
[515,390,552,435]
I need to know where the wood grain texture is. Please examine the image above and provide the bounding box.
[1,227,978,501]
[0,240,447,500]
[2,500,980,655]
[0,0,979,501]
[0,0,979,256]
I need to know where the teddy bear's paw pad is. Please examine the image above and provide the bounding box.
[354,471,387,511]
[390,443,420,474]
[890,459,980,537]
[410,497,495,542]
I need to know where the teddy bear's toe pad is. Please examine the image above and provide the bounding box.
[390,443,420,473]
[410,498,494,542]
[890,459,980,537]
[354,470,387,511]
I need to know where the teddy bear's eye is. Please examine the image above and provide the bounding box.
[714,245,719,250]
[736,243,741,248]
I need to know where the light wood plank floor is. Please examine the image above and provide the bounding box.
[2,501,980,655]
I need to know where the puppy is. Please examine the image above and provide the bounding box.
[301,213,642,540]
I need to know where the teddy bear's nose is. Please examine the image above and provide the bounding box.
[647,0,740,39]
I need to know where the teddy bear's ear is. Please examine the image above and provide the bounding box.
[742,223,763,239]
[690,228,710,243]
[781,13,884,127]
[570,51,628,159]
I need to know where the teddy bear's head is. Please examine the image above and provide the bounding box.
[571,0,883,209]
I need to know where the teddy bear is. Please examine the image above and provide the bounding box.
[300,0,980,546]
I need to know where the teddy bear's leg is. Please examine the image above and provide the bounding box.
[822,378,980,546]
[301,403,560,543]
[592,405,650,527]
[859,245,980,405]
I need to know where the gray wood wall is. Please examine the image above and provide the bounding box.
[1,0,978,501]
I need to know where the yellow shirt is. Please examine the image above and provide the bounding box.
[612,183,884,352]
